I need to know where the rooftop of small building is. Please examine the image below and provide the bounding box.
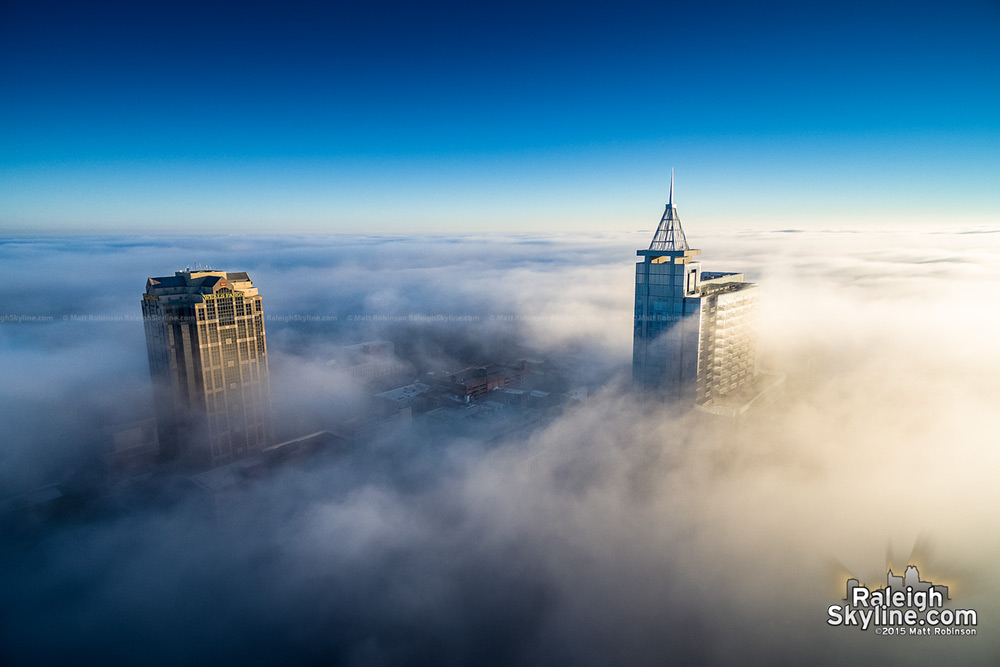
[446,363,520,382]
[376,382,431,402]
[424,400,536,422]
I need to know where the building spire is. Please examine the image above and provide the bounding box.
[648,170,689,252]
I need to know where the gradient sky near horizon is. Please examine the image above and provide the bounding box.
[1,0,998,234]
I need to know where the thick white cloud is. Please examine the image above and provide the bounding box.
[0,229,997,665]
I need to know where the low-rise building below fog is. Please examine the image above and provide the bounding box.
[327,340,409,385]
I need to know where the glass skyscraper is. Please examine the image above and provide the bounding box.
[142,270,272,467]
[633,175,758,406]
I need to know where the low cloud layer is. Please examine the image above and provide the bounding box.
[1,229,998,665]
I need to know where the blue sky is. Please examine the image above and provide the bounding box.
[1,0,998,233]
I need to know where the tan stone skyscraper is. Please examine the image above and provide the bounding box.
[142,270,271,467]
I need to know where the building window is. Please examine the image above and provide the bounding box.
[217,298,235,326]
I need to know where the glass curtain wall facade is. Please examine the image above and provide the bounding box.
[632,180,758,406]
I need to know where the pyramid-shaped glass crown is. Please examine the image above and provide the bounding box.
[648,171,688,252]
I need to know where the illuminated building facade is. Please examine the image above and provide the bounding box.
[632,174,758,406]
[142,270,271,467]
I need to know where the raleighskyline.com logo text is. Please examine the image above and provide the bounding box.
[828,565,977,636]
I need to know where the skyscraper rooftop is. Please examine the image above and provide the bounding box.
[647,170,689,252]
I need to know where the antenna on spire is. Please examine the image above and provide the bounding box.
[668,168,674,207]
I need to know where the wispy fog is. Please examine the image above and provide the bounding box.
[1,229,998,665]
